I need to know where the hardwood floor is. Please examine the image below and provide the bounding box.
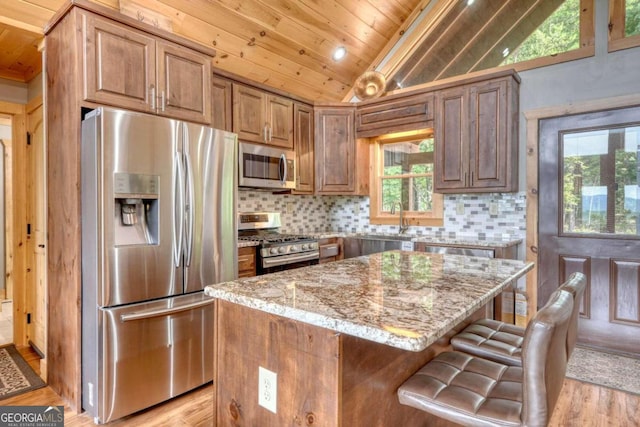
[3,346,639,426]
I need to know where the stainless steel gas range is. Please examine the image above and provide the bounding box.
[238,212,319,275]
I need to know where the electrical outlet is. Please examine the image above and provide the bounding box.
[489,202,499,216]
[353,203,360,215]
[456,202,465,215]
[258,366,277,414]
[286,202,295,214]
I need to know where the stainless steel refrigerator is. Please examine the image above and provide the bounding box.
[81,107,237,423]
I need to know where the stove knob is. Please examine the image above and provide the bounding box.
[291,245,300,252]
[278,246,287,254]
[270,248,279,255]
[301,244,308,250]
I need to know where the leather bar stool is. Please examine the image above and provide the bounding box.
[397,288,575,426]
[449,272,586,366]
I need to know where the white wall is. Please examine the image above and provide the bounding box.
[0,78,28,104]
[517,0,640,187]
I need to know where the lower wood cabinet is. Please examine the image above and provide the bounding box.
[238,246,257,278]
[318,237,343,264]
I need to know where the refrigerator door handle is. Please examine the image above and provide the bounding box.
[279,153,287,184]
[172,151,185,267]
[119,299,214,322]
[183,126,195,267]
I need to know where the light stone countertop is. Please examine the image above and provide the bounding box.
[206,251,533,352]
[301,231,521,248]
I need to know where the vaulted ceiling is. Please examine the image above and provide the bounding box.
[0,0,563,102]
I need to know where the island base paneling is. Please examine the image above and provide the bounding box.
[214,299,490,426]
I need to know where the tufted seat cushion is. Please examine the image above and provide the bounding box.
[398,351,523,427]
[450,272,586,367]
[450,319,525,367]
[398,285,579,426]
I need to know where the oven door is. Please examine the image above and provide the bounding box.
[238,142,296,189]
[259,251,319,274]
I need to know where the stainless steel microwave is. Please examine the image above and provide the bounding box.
[238,142,296,190]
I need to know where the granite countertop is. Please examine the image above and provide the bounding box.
[206,251,533,352]
[237,232,521,249]
[302,231,521,248]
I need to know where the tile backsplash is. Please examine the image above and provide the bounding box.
[238,189,526,241]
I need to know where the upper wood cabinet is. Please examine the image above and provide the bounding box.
[356,93,434,138]
[293,103,314,193]
[315,105,369,195]
[212,76,233,131]
[434,75,519,193]
[232,84,294,149]
[82,12,212,124]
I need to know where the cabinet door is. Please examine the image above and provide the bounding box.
[294,103,314,193]
[212,76,233,131]
[468,79,510,190]
[232,84,267,143]
[434,86,468,191]
[157,41,211,124]
[83,13,155,112]
[315,107,355,193]
[266,95,294,149]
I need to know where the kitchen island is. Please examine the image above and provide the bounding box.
[205,251,533,426]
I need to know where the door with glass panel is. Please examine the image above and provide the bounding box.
[539,106,640,354]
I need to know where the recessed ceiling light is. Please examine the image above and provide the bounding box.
[332,46,347,61]
[467,0,475,5]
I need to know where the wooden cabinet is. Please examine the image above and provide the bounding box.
[293,103,314,193]
[238,246,257,278]
[83,12,212,124]
[318,237,343,264]
[212,75,233,131]
[232,84,294,148]
[315,105,369,195]
[356,93,434,138]
[434,75,519,193]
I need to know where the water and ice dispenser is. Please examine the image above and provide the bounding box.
[113,173,159,246]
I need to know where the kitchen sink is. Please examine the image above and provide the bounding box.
[343,234,415,258]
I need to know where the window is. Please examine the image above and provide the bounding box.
[609,0,640,51]
[370,130,443,227]
[501,0,582,66]
[561,126,640,235]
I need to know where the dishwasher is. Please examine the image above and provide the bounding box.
[419,244,522,325]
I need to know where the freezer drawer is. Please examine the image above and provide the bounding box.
[82,292,214,424]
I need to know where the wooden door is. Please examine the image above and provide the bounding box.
[26,103,46,366]
[294,103,314,193]
[314,107,355,193]
[156,40,211,124]
[233,84,267,143]
[434,86,468,192]
[266,95,294,149]
[539,106,640,355]
[83,12,156,112]
[468,79,509,190]
[212,76,233,131]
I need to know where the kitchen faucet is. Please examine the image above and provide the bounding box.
[391,201,409,234]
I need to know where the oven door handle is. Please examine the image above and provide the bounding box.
[262,251,319,268]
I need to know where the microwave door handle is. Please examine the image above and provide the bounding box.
[279,154,287,184]
[172,151,185,267]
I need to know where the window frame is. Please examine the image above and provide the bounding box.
[369,129,444,227]
[609,0,640,52]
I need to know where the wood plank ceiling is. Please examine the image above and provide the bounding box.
[0,0,428,101]
[0,0,564,101]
